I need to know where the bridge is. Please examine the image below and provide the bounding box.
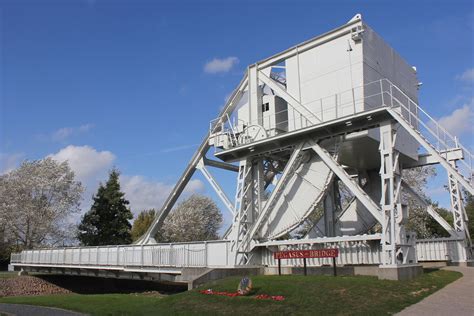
[10,14,473,285]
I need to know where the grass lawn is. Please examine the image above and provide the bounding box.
[0,272,17,279]
[0,269,461,315]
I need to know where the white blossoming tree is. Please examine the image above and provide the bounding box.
[158,194,222,242]
[0,158,83,250]
[403,166,452,238]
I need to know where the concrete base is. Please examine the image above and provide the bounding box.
[420,261,448,268]
[263,265,379,277]
[448,260,474,267]
[378,264,423,281]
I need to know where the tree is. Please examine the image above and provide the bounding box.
[131,209,156,242]
[77,169,133,246]
[405,202,452,238]
[403,166,437,199]
[0,158,83,249]
[158,195,222,242]
[463,191,474,241]
[402,166,453,238]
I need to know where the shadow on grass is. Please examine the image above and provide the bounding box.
[35,275,187,295]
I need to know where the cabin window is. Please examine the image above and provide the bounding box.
[262,102,270,112]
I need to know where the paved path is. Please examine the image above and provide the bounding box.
[0,303,87,316]
[397,266,474,316]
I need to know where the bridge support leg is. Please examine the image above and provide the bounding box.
[323,180,341,237]
[232,158,264,265]
[378,121,421,280]
[448,164,472,263]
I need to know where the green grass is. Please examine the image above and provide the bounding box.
[0,269,461,316]
[0,271,41,279]
[0,272,17,279]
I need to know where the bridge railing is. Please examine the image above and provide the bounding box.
[415,238,467,262]
[10,240,231,269]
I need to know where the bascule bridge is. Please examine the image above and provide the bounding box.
[11,14,473,285]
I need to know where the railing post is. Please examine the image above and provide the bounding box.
[186,244,189,267]
[444,131,447,152]
[170,243,173,267]
[408,100,412,126]
[407,95,410,119]
[320,99,324,121]
[352,87,356,114]
[437,125,440,151]
[116,246,119,266]
[380,80,385,106]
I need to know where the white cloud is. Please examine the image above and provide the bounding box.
[121,175,204,215]
[45,145,204,221]
[50,124,94,142]
[48,144,204,215]
[0,153,24,174]
[437,100,474,136]
[52,127,74,141]
[48,145,115,182]
[456,68,474,83]
[204,57,239,74]
[78,124,93,132]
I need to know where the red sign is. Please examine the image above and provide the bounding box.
[273,248,338,260]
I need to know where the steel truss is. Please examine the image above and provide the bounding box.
[379,121,415,265]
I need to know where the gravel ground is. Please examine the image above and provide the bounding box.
[0,274,185,297]
[0,276,71,297]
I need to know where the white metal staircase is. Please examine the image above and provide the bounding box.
[382,79,473,195]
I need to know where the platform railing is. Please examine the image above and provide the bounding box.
[209,79,385,151]
[209,78,473,184]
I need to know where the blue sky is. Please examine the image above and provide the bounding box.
[1,0,473,229]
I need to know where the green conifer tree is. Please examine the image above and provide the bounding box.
[77,169,133,245]
[131,209,156,242]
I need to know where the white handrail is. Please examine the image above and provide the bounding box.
[210,78,473,183]
[383,78,473,182]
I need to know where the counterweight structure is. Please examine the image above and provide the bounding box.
[11,15,473,281]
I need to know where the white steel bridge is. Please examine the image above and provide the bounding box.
[10,14,473,284]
